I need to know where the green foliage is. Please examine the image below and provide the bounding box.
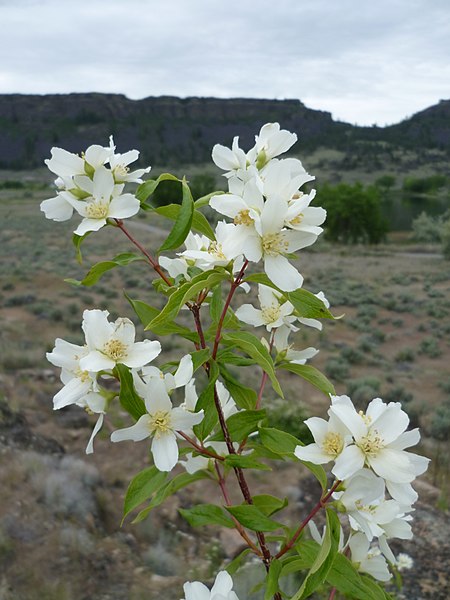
[411,211,444,243]
[319,182,388,244]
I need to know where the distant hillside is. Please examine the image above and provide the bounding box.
[0,93,449,169]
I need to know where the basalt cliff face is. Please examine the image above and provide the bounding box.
[0,93,448,168]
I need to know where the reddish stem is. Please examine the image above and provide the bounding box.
[212,260,248,359]
[275,480,342,559]
[114,219,173,286]
[214,461,262,556]
[177,431,225,461]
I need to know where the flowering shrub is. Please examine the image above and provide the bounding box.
[42,124,427,599]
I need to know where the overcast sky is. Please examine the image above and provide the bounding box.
[1,0,449,126]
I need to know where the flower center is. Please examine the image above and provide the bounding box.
[86,202,109,219]
[149,410,172,437]
[208,241,226,259]
[261,304,281,324]
[358,430,384,457]
[113,164,130,180]
[261,232,289,256]
[103,338,127,361]
[234,209,254,226]
[76,369,92,383]
[322,432,344,456]
[290,214,304,226]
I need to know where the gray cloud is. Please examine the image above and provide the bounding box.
[1,0,449,125]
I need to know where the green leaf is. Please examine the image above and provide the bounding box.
[264,558,282,600]
[224,452,271,471]
[222,331,284,398]
[65,252,143,287]
[225,548,252,575]
[225,504,283,532]
[219,367,257,410]
[259,427,302,455]
[209,284,224,324]
[133,471,209,523]
[253,494,288,516]
[179,504,235,528]
[72,231,92,264]
[146,269,230,330]
[116,364,146,420]
[243,274,335,320]
[290,509,340,600]
[136,172,181,203]
[122,466,167,523]
[279,363,335,396]
[124,293,199,342]
[158,179,194,252]
[286,288,335,320]
[211,409,266,443]
[326,553,390,600]
[155,203,216,240]
[190,348,211,372]
[194,190,224,208]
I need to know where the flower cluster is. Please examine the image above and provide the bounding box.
[40,137,150,235]
[160,123,326,292]
[209,123,326,291]
[41,123,430,599]
[296,394,429,580]
[47,309,202,463]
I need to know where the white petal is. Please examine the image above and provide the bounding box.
[152,432,179,471]
[264,254,303,292]
[111,415,151,442]
[173,354,194,388]
[368,449,416,483]
[53,377,93,409]
[211,571,234,595]
[385,481,418,504]
[235,304,264,327]
[183,581,211,600]
[74,217,107,236]
[82,309,112,349]
[40,195,74,221]
[303,417,329,444]
[145,378,173,413]
[80,350,115,372]
[86,413,104,454]
[108,194,140,219]
[171,407,204,431]
[371,403,409,444]
[123,340,162,369]
[332,445,365,480]
[294,443,333,465]
[45,147,84,177]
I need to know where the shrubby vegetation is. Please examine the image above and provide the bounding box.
[319,182,388,244]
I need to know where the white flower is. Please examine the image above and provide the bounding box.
[108,135,151,183]
[349,533,391,582]
[271,325,319,365]
[212,136,248,175]
[46,337,107,454]
[329,395,430,483]
[46,338,98,409]
[182,570,240,600]
[247,122,297,167]
[336,469,403,541]
[235,284,297,331]
[80,309,161,372]
[294,412,351,466]
[141,354,194,394]
[239,195,317,291]
[396,553,414,571]
[45,143,110,180]
[62,166,140,235]
[209,176,264,228]
[180,221,244,270]
[111,376,203,471]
